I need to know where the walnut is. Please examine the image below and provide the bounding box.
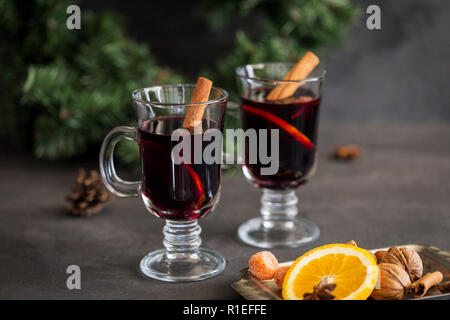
[371,263,411,300]
[380,247,423,282]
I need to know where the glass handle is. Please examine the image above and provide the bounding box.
[99,126,140,197]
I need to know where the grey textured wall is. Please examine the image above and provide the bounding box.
[323,0,450,124]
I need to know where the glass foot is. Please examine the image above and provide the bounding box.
[139,248,226,282]
[139,219,226,282]
[237,216,320,248]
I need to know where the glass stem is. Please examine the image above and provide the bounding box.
[163,220,202,260]
[260,189,298,229]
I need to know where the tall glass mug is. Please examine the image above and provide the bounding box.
[236,63,326,248]
[99,84,228,282]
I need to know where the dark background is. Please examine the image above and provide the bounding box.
[0,0,449,300]
[82,0,450,124]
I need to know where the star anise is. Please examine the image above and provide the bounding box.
[303,277,337,300]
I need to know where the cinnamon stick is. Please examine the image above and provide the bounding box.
[266,51,319,102]
[182,77,213,132]
[409,271,443,298]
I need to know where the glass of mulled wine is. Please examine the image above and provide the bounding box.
[99,84,228,282]
[235,62,326,248]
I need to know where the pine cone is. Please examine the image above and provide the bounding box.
[65,168,114,216]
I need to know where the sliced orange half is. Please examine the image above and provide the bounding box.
[242,105,315,150]
[282,244,378,300]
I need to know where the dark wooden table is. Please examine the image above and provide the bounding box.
[0,123,449,299]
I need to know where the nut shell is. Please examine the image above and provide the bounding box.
[380,247,423,282]
[371,263,411,300]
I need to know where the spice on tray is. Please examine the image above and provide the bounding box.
[435,281,450,294]
[334,144,361,160]
[303,277,337,300]
[244,244,448,300]
[274,266,290,289]
[371,263,411,300]
[375,250,388,263]
[409,271,444,298]
[380,247,423,282]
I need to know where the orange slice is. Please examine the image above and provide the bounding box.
[242,105,314,150]
[282,244,378,300]
[183,163,204,208]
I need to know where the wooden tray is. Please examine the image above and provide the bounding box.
[232,244,450,300]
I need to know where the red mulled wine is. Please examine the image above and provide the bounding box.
[139,116,222,220]
[241,87,321,189]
